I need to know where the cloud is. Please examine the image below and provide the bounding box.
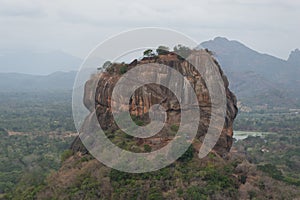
[0,0,46,18]
[0,0,299,60]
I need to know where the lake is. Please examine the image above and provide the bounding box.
[233,131,275,141]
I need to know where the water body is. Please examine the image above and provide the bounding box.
[233,131,275,141]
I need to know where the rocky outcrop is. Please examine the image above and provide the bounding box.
[71,50,238,157]
[288,48,300,66]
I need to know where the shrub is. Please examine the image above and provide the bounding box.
[186,186,207,199]
[177,188,183,196]
[120,66,127,74]
[131,115,144,126]
[173,45,192,60]
[144,144,152,152]
[178,145,194,162]
[143,49,155,57]
[98,60,111,70]
[0,127,8,136]
[248,190,257,199]
[257,164,284,180]
[61,149,73,163]
[156,46,169,55]
[170,124,179,132]
[147,187,164,200]
[239,175,247,184]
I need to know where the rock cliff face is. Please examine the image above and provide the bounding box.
[72,50,238,156]
[38,50,243,200]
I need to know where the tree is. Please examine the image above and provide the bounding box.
[173,45,192,59]
[143,49,155,57]
[156,46,170,55]
[98,61,111,70]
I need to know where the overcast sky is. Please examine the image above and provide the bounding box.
[0,0,299,60]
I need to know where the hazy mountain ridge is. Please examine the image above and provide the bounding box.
[1,37,299,107]
[0,49,82,75]
[200,37,300,107]
[0,71,77,92]
[288,48,300,65]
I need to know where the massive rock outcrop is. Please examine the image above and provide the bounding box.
[71,49,238,156]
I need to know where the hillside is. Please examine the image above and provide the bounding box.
[1,37,298,108]
[0,71,76,92]
[200,37,300,108]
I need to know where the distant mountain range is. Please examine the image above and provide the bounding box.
[0,38,299,108]
[0,71,77,92]
[200,37,300,108]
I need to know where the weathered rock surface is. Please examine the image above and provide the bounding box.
[72,50,237,156]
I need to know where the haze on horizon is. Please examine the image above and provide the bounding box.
[0,0,299,74]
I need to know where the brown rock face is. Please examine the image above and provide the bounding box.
[72,50,238,157]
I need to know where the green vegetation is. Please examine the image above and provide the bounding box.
[234,130,300,187]
[0,91,76,198]
[178,145,194,162]
[156,46,170,55]
[173,45,192,60]
[106,155,239,200]
[119,65,127,74]
[143,144,152,152]
[234,109,300,187]
[257,164,284,180]
[130,115,146,127]
[3,97,296,199]
[143,45,191,59]
[234,109,300,132]
[1,70,299,199]
[105,62,130,75]
[0,91,75,132]
[143,49,155,57]
[147,187,164,200]
[100,60,112,70]
[61,149,73,162]
[0,128,8,136]
[0,131,75,197]
[170,124,179,132]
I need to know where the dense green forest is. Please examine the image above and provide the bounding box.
[0,91,299,199]
[0,91,76,198]
[0,91,75,132]
[232,108,300,189]
[234,109,300,132]
[234,131,300,186]
[233,108,300,187]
